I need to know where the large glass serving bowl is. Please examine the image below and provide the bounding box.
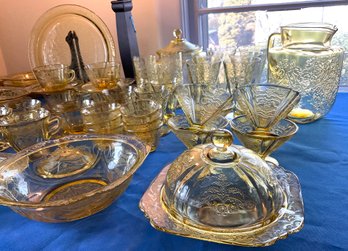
[174,84,233,127]
[230,115,298,163]
[167,114,228,148]
[236,84,300,129]
[0,134,151,222]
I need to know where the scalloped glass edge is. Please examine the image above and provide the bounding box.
[139,163,304,247]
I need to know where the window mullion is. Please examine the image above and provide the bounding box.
[198,0,348,15]
[199,0,209,49]
[181,0,200,45]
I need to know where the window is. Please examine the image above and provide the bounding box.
[181,0,348,85]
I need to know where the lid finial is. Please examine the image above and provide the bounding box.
[208,129,236,163]
[173,29,183,41]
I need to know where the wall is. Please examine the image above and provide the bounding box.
[0,0,181,76]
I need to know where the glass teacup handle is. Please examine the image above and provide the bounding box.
[67,69,76,83]
[0,129,9,143]
[47,116,61,139]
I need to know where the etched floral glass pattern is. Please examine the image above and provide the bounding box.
[161,139,285,231]
[174,84,232,126]
[268,23,344,123]
[186,51,223,85]
[223,45,267,94]
[0,105,12,151]
[268,50,344,122]
[133,54,183,86]
[236,84,300,129]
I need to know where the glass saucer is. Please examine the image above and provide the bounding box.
[30,83,78,94]
[139,163,304,247]
[0,86,29,104]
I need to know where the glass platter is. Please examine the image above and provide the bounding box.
[28,4,116,68]
[139,163,304,247]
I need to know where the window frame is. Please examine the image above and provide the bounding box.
[181,0,348,49]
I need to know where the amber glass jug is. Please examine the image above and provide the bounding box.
[267,22,344,123]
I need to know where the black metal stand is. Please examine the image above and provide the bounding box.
[66,31,90,83]
[111,0,139,79]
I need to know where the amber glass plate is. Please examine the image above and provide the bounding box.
[139,163,304,247]
[28,4,116,68]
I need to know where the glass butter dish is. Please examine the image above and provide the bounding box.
[139,130,304,247]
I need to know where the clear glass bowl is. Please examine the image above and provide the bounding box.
[230,115,298,161]
[168,114,228,148]
[0,134,150,222]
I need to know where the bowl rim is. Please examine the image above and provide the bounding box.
[0,134,151,208]
[168,114,229,132]
[230,115,299,139]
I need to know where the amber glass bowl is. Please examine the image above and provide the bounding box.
[230,115,298,159]
[168,115,229,148]
[0,134,150,222]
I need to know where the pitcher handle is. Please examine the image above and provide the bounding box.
[267,32,281,50]
[47,116,61,139]
[267,32,281,81]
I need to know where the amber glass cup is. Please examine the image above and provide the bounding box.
[0,107,60,151]
[81,101,123,134]
[33,64,75,91]
[121,99,163,152]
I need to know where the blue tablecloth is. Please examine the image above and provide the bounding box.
[1,93,348,251]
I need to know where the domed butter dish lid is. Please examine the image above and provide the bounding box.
[162,129,285,231]
[140,130,304,247]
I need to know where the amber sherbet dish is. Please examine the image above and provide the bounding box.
[0,134,150,222]
[230,115,298,161]
[167,115,228,148]
[236,84,300,129]
[174,84,233,126]
[140,131,304,246]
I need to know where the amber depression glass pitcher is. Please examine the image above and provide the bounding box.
[267,23,344,123]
